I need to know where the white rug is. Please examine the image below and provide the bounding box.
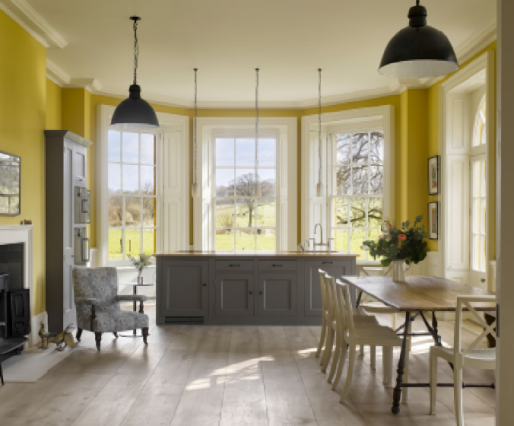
[2,346,74,383]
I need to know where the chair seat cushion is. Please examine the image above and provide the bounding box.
[431,346,496,362]
[79,310,149,333]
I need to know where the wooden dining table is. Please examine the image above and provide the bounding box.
[339,275,496,415]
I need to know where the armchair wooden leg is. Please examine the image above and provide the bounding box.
[76,328,83,342]
[139,301,145,315]
[142,327,149,345]
[113,332,118,338]
[95,332,102,351]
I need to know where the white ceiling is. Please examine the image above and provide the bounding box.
[26,0,496,107]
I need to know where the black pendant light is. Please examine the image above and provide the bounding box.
[378,1,459,79]
[111,16,159,130]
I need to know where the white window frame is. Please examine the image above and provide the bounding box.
[301,106,395,264]
[97,105,189,266]
[193,117,297,251]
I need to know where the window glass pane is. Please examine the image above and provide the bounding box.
[140,134,155,165]
[350,229,366,259]
[125,229,141,257]
[142,229,156,256]
[369,132,384,163]
[123,165,139,194]
[480,198,486,234]
[258,169,276,197]
[473,162,480,197]
[333,229,348,252]
[473,198,480,234]
[216,229,234,251]
[216,138,234,167]
[255,199,275,227]
[480,235,486,271]
[336,134,351,165]
[480,161,486,197]
[216,169,234,197]
[236,198,254,227]
[351,133,369,163]
[333,198,348,228]
[108,164,121,194]
[236,139,255,167]
[235,229,255,252]
[335,166,351,195]
[352,165,369,194]
[369,166,383,195]
[235,170,256,196]
[473,235,479,270]
[122,132,139,163]
[141,165,155,195]
[108,131,121,162]
[125,197,141,227]
[350,197,366,228]
[108,229,123,261]
[216,199,235,228]
[368,198,383,228]
[258,139,275,166]
[257,229,275,251]
[143,197,156,227]
[108,197,123,227]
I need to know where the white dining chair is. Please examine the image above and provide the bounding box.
[430,295,496,426]
[332,278,403,402]
[316,271,379,374]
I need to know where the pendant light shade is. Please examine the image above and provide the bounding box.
[111,17,159,130]
[378,1,458,79]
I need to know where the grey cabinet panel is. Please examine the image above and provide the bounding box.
[257,273,297,317]
[160,260,208,317]
[258,260,297,271]
[216,261,255,271]
[215,274,254,316]
[304,260,349,317]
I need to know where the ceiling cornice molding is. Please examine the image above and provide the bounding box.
[0,0,67,48]
[42,17,496,109]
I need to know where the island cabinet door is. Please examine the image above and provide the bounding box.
[256,273,297,317]
[214,274,254,317]
[159,260,209,317]
[304,260,350,317]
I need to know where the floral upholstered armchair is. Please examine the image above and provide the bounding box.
[72,266,149,350]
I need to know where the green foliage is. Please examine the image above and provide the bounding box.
[127,253,152,275]
[362,215,428,267]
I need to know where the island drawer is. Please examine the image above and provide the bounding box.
[216,260,255,271]
[258,260,297,271]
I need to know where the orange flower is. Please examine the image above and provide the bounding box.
[398,234,407,242]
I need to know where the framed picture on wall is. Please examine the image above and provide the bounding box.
[428,202,438,240]
[0,151,21,216]
[428,155,440,195]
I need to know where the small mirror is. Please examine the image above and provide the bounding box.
[0,151,20,216]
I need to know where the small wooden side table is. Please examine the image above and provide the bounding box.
[119,282,153,338]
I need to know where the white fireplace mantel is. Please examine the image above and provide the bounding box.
[0,225,37,346]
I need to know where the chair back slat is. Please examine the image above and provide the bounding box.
[318,269,328,314]
[454,295,496,356]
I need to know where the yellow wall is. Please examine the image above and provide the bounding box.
[0,10,47,315]
[46,79,62,130]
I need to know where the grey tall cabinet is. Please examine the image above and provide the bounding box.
[45,130,92,333]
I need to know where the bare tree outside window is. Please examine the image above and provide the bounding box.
[331,131,384,260]
[215,137,277,251]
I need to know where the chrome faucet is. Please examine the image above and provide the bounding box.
[312,223,334,251]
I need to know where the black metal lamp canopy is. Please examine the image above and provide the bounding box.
[378,1,459,79]
[111,16,159,130]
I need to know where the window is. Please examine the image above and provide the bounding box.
[107,130,157,262]
[329,131,384,260]
[214,137,277,252]
[471,96,487,272]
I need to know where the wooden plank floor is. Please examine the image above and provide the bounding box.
[0,304,496,426]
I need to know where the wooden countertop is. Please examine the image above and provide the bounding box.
[154,250,359,258]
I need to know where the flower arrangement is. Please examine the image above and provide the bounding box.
[127,253,152,278]
[362,215,428,267]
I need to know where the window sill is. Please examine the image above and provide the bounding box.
[112,264,156,271]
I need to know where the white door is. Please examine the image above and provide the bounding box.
[469,155,487,289]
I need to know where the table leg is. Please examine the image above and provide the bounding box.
[391,311,411,415]
[356,290,363,308]
[133,285,137,336]
[432,311,441,346]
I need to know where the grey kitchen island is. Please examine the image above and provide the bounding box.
[155,251,358,325]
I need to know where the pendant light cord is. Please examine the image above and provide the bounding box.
[193,69,198,185]
[318,68,322,186]
[132,18,139,85]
